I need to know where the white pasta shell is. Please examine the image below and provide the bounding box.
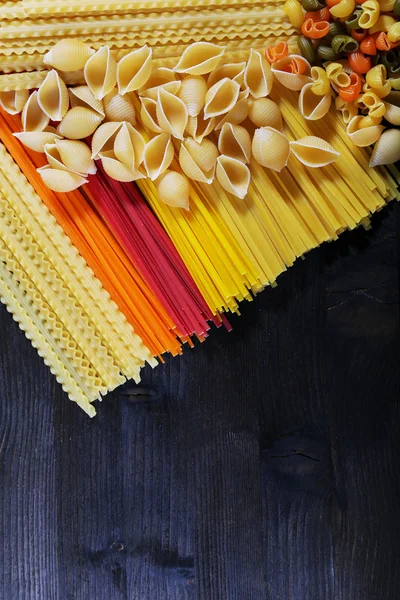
[271,55,312,91]
[56,139,97,175]
[91,121,122,158]
[156,170,190,210]
[244,49,273,99]
[298,83,331,121]
[207,62,246,88]
[0,90,29,115]
[383,92,400,126]
[214,90,249,130]
[57,107,103,139]
[117,46,152,95]
[140,97,162,134]
[139,80,181,101]
[178,76,208,117]
[156,87,188,140]
[44,143,76,173]
[138,67,176,97]
[143,133,174,180]
[21,91,50,132]
[84,46,117,100]
[369,128,400,166]
[290,136,340,168]
[113,122,145,169]
[185,110,216,142]
[37,70,69,121]
[100,150,145,182]
[13,130,62,153]
[252,127,290,171]
[37,165,88,192]
[184,137,218,172]
[346,116,384,147]
[173,42,225,76]
[216,155,250,199]
[179,141,215,184]
[204,77,240,119]
[69,85,105,116]
[103,89,136,125]
[248,97,283,129]
[218,123,251,164]
[43,39,95,72]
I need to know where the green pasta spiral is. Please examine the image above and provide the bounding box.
[317,44,342,61]
[324,21,347,43]
[297,35,317,62]
[345,8,363,29]
[301,0,326,11]
[331,35,359,54]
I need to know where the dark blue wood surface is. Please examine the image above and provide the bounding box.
[0,204,399,600]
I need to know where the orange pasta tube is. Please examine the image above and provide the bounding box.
[301,18,330,38]
[265,42,289,63]
[348,50,371,73]
[338,72,362,101]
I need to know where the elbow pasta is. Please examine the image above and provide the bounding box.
[358,0,380,28]
[284,0,305,29]
[387,21,400,42]
[330,0,356,19]
[310,66,331,94]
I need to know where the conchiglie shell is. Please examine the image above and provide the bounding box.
[185,109,216,142]
[383,92,400,126]
[139,81,181,101]
[69,85,105,116]
[100,150,145,182]
[13,130,62,153]
[184,137,219,172]
[369,128,400,166]
[204,77,240,119]
[346,115,384,147]
[21,91,49,132]
[214,90,249,130]
[156,87,188,139]
[37,70,69,121]
[91,121,122,158]
[218,123,251,164]
[117,46,152,95]
[178,76,208,117]
[57,106,103,139]
[37,165,88,192]
[244,49,274,99]
[56,139,97,175]
[140,97,163,134]
[44,143,73,172]
[84,46,117,100]
[143,133,174,180]
[173,42,225,76]
[252,127,290,171]
[156,170,190,210]
[43,39,95,72]
[139,67,176,93]
[248,97,283,129]
[299,83,331,120]
[179,141,215,184]
[290,136,340,167]
[0,89,29,115]
[113,122,145,170]
[103,89,136,125]
[207,62,246,88]
[271,55,312,91]
[216,155,250,199]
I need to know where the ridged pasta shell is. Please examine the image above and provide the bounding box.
[346,116,384,147]
[113,122,145,170]
[140,81,181,101]
[43,39,95,72]
[44,143,72,172]
[179,139,215,184]
[218,123,251,164]
[13,130,62,153]
[184,137,218,172]
[216,155,250,199]
[37,70,69,121]
[383,92,400,126]
[21,91,50,132]
[57,107,103,140]
[138,67,176,96]
[156,170,190,210]
[173,42,225,76]
[156,87,188,140]
[271,55,312,91]
[290,136,340,167]
[140,97,162,134]
[143,133,174,180]
[69,85,105,116]
[56,139,97,175]
[103,89,136,125]
[178,76,208,117]
[84,46,117,100]
[248,98,283,129]
[100,150,145,182]
[244,49,274,99]
[0,90,29,115]
[299,83,331,121]
[252,127,290,171]
[117,46,152,95]
[204,77,240,119]
[37,165,88,192]
[207,62,246,88]
[214,90,249,130]
[369,128,400,166]
[91,121,122,158]
[185,110,216,142]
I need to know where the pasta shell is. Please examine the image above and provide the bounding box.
[143,133,174,180]
[139,81,181,101]
[156,170,190,210]
[184,137,219,172]
[216,155,250,199]
[57,107,103,139]
[298,83,331,120]
[103,89,136,125]
[218,123,251,164]
[178,76,208,117]
[140,97,163,134]
[69,85,105,116]
[113,122,145,170]
[37,70,69,121]
[117,46,152,95]
[56,139,97,175]
[346,115,384,147]
[369,128,400,166]
[214,90,249,130]
[37,165,88,192]
[252,127,290,171]
[43,39,95,72]
[0,90,29,115]
[91,121,122,158]
[13,130,62,153]
[173,42,225,76]
[271,55,312,91]
[156,87,188,139]
[84,46,117,100]
[290,136,340,167]
[244,49,274,99]
[248,97,283,129]
[100,150,145,182]
[179,139,215,184]
[140,67,176,91]
[204,77,240,119]
[383,92,400,126]
[185,110,216,142]
[207,62,246,88]
[44,143,75,173]
[21,91,49,132]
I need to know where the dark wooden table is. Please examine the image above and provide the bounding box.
[0,204,399,600]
